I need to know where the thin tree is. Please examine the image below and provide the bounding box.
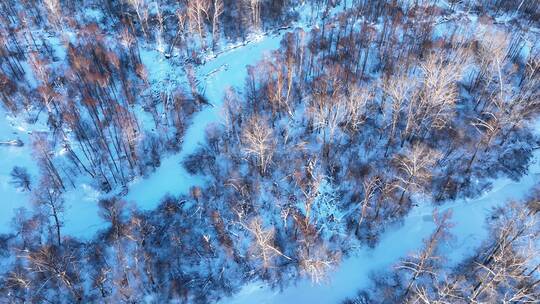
[244,217,291,270]
[10,166,31,192]
[396,210,453,298]
[241,115,275,175]
[211,0,223,52]
[395,144,442,208]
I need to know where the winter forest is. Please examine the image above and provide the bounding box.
[0,0,539,303]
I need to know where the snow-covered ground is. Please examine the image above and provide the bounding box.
[219,145,540,304]
[0,107,42,232]
[124,33,285,209]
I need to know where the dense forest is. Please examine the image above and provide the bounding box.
[0,0,539,303]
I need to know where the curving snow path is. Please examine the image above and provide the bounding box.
[0,0,332,238]
[124,34,285,207]
[0,33,287,237]
[58,33,289,237]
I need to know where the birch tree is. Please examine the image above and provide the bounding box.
[466,112,500,173]
[241,115,275,175]
[44,0,61,28]
[211,0,224,51]
[395,144,442,208]
[396,210,453,299]
[187,0,210,49]
[32,177,64,247]
[467,202,540,303]
[244,0,261,32]
[382,72,417,153]
[245,217,291,270]
[299,245,337,284]
[125,0,149,37]
[357,176,380,235]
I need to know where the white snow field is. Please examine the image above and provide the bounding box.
[0,107,40,231]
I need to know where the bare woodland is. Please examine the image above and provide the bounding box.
[0,0,539,303]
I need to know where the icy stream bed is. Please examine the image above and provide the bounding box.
[0,32,288,237]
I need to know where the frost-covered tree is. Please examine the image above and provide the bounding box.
[397,210,453,299]
[241,115,275,175]
[125,0,149,36]
[382,71,417,154]
[245,217,291,270]
[32,177,64,246]
[187,0,210,49]
[43,0,61,28]
[243,0,261,32]
[395,144,441,208]
[299,245,337,284]
[357,176,380,235]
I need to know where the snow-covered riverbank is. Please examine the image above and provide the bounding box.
[123,33,285,209]
[0,108,43,232]
[23,32,288,238]
[219,142,540,304]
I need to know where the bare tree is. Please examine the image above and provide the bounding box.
[468,202,539,303]
[43,0,62,28]
[400,52,464,145]
[244,217,291,270]
[267,59,293,118]
[498,53,540,144]
[417,53,464,132]
[169,9,187,55]
[32,178,64,247]
[299,245,337,284]
[343,85,372,133]
[243,0,261,32]
[357,176,380,235]
[154,1,165,53]
[466,112,500,173]
[32,132,65,191]
[241,115,275,175]
[473,29,510,111]
[211,0,224,51]
[308,91,347,160]
[10,166,31,192]
[220,87,242,141]
[295,158,323,227]
[125,0,149,37]
[187,0,210,49]
[395,144,442,207]
[382,72,417,154]
[396,210,453,299]
[23,245,82,300]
